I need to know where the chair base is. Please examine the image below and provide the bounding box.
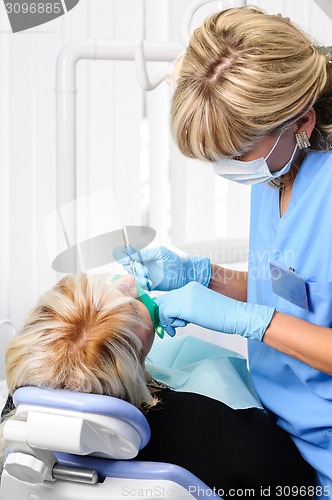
[1,471,197,499]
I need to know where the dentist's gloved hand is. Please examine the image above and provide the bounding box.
[114,245,211,292]
[155,282,275,340]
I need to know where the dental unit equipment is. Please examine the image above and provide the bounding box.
[0,387,220,499]
[56,0,247,208]
[56,39,182,209]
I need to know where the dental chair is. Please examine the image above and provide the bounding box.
[0,387,221,499]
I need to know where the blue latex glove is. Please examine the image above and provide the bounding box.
[155,282,275,340]
[113,245,211,292]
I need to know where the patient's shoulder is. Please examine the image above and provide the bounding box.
[147,388,226,417]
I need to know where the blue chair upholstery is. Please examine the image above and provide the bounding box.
[1,387,221,499]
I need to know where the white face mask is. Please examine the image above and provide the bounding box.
[213,133,298,185]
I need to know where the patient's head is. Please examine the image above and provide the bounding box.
[5,273,157,409]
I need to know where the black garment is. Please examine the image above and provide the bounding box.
[137,389,316,498]
[1,394,14,422]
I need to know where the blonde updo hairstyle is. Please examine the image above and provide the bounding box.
[5,273,156,410]
[171,6,332,162]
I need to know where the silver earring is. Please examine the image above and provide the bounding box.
[295,131,311,150]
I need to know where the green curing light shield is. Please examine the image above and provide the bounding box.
[135,282,165,339]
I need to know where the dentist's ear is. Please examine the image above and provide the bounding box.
[295,107,316,138]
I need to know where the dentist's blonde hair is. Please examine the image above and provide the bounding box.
[171,6,332,161]
[5,273,156,409]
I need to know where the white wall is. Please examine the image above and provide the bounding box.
[0,0,146,332]
[0,0,332,361]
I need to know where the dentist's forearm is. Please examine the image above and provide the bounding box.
[264,311,332,375]
[208,264,248,302]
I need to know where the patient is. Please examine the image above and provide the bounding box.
[1,273,315,496]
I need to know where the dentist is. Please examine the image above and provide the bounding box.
[121,6,332,498]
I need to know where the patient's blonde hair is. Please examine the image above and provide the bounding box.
[172,6,332,162]
[5,273,156,409]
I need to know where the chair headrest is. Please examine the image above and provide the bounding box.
[11,387,151,460]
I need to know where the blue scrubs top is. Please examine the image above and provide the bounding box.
[248,151,332,496]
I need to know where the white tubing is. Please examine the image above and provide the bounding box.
[55,40,183,208]
[0,319,16,337]
[56,39,182,91]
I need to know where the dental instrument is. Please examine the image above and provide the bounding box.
[122,225,138,279]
